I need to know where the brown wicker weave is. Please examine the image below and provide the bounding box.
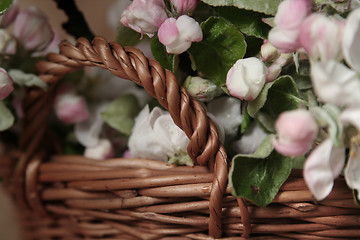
[1,36,360,240]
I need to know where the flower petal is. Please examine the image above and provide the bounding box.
[304,138,345,201]
[345,135,360,191]
[342,8,360,72]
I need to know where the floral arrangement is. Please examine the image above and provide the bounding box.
[1,0,360,208]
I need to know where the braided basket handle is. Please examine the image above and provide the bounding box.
[16,36,250,238]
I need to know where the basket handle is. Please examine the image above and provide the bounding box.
[16,36,250,238]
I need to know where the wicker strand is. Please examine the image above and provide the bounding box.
[16,36,251,238]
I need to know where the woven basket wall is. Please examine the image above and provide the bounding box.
[0,37,359,240]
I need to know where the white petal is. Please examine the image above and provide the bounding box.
[304,138,345,201]
[342,8,360,72]
[311,60,360,107]
[345,136,360,190]
[340,107,360,130]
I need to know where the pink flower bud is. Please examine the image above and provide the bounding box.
[171,0,198,15]
[0,68,14,100]
[120,0,167,38]
[84,138,114,160]
[299,13,344,61]
[13,6,54,51]
[268,26,301,53]
[275,0,312,29]
[0,3,19,28]
[268,0,311,53]
[226,57,267,101]
[54,83,89,124]
[158,15,202,54]
[273,109,318,157]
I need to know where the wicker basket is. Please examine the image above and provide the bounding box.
[1,36,360,240]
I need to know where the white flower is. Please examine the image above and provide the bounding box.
[128,105,190,162]
[304,108,360,201]
[226,57,267,101]
[310,60,360,107]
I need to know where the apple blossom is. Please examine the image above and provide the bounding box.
[0,68,14,100]
[158,15,202,54]
[273,109,318,157]
[128,105,190,162]
[120,0,167,38]
[54,83,89,124]
[84,138,115,160]
[310,60,360,107]
[268,0,311,53]
[304,107,360,201]
[183,76,222,102]
[342,8,360,72]
[299,13,345,61]
[226,57,267,101]
[13,6,54,51]
[171,0,198,15]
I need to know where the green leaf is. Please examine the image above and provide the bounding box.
[230,137,292,206]
[101,94,141,136]
[201,0,282,15]
[151,37,178,71]
[0,101,14,131]
[188,17,246,87]
[241,105,251,133]
[116,24,142,46]
[248,75,305,118]
[8,69,47,90]
[247,80,275,118]
[214,7,271,39]
[0,0,12,15]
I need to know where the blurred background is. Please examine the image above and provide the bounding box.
[0,1,130,239]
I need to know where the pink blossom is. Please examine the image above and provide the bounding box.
[0,2,19,28]
[299,13,345,61]
[158,15,202,54]
[54,83,89,124]
[268,0,312,53]
[273,109,318,157]
[13,6,54,51]
[120,0,167,38]
[226,57,267,101]
[275,0,312,29]
[0,68,14,100]
[84,138,114,160]
[268,26,301,53]
[171,0,198,15]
